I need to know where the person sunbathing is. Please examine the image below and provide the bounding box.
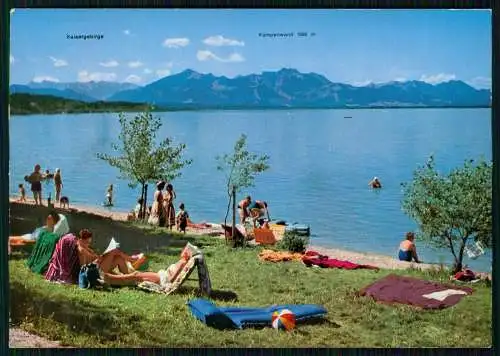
[76,229,146,275]
[398,232,422,263]
[25,211,63,274]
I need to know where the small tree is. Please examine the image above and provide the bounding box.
[401,155,492,273]
[97,111,192,219]
[216,134,270,245]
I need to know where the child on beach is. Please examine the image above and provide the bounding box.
[176,203,189,233]
[18,184,26,202]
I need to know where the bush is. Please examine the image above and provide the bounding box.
[278,231,309,253]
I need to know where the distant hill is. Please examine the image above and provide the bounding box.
[11,69,491,109]
[10,81,140,101]
[107,69,491,108]
[10,93,151,115]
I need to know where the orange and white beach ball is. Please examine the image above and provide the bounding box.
[271,309,296,331]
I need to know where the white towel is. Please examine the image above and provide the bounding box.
[53,214,70,237]
[422,289,468,302]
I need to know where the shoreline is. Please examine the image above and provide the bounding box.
[9,197,443,271]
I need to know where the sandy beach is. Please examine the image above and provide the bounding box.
[9,197,441,271]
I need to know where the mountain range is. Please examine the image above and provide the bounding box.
[10,68,491,109]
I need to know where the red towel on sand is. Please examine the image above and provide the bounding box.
[302,251,379,270]
[45,233,80,284]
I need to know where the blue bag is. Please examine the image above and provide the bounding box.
[78,263,101,289]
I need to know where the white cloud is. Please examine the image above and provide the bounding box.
[350,80,373,87]
[124,74,142,84]
[49,56,68,67]
[466,76,491,89]
[419,73,456,85]
[203,35,245,47]
[32,76,60,83]
[162,37,190,48]
[99,60,119,68]
[10,55,15,64]
[123,29,131,35]
[128,61,144,68]
[156,69,171,78]
[143,68,153,74]
[196,50,245,63]
[78,70,117,82]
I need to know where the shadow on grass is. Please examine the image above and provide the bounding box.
[174,285,238,301]
[10,281,169,345]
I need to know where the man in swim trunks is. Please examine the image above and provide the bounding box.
[237,196,252,224]
[398,232,421,263]
[28,164,43,205]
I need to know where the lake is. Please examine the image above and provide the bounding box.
[9,108,492,271]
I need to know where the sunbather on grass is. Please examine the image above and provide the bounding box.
[398,232,422,263]
[76,229,146,275]
[25,211,62,274]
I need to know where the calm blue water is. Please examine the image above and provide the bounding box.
[9,108,492,271]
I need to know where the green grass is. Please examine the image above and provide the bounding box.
[9,232,492,348]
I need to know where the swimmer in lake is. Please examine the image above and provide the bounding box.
[368,176,382,189]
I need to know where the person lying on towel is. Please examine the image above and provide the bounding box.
[76,229,147,279]
[398,232,422,263]
[25,211,64,274]
[10,211,70,247]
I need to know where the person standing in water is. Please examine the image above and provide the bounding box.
[106,184,114,206]
[163,183,176,229]
[28,164,43,205]
[54,168,63,202]
[368,176,382,189]
[398,232,422,263]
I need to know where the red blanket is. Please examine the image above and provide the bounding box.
[359,274,473,309]
[302,251,379,270]
[45,233,80,284]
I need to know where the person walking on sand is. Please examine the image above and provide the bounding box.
[18,183,26,202]
[176,203,189,233]
[54,168,63,202]
[105,184,114,206]
[398,232,422,263]
[163,183,176,230]
[237,196,252,224]
[28,164,43,205]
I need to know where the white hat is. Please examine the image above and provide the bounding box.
[56,168,60,172]
[374,176,378,180]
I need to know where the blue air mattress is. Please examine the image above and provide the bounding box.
[187,298,327,329]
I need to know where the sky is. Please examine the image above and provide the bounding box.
[9,9,492,88]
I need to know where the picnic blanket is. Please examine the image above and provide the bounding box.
[187,298,327,330]
[26,230,61,275]
[45,233,80,284]
[258,249,304,263]
[359,274,474,309]
[302,251,379,270]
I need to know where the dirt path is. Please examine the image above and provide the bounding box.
[9,328,63,348]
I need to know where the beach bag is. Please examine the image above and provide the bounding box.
[78,263,101,289]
